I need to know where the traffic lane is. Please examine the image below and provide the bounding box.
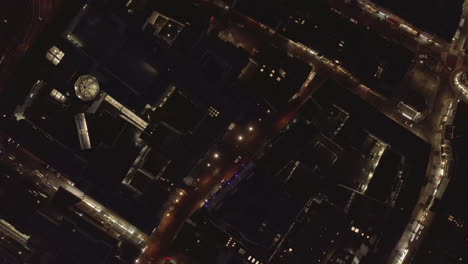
[231,12,441,262]
[452,5,468,52]
[138,139,273,262]
[354,0,449,52]
[0,1,30,50]
[223,7,378,90]
[139,161,246,262]
[453,25,468,52]
[138,72,326,263]
[231,11,383,97]
[388,99,457,263]
[212,2,449,263]
[328,0,445,57]
[138,106,285,261]
[0,137,149,248]
[145,2,423,261]
[218,8,431,142]
[0,0,61,92]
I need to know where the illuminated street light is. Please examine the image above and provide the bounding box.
[213,153,220,159]
[267,109,271,113]
[238,135,243,141]
[166,213,170,217]
[248,126,254,132]
[207,163,211,167]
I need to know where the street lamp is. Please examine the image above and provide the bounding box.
[238,135,243,141]
[213,153,220,159]
[248,126,254,132]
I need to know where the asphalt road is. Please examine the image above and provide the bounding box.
[2,0,458,263]
[0,131,149,248]
[328,0,448,57]
[388,0,468,261]
[136,59,327,263]
[138,0,468,263]
[0,0,61,93]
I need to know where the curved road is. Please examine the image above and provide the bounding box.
[0,0,62,93]
[137,0,468,263]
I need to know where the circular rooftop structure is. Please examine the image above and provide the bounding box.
[74,74,100,101]
[452,68,468,103]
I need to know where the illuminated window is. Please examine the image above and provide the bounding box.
[50,89,67,103]
[208,106,220,117]
[46,46,65,66]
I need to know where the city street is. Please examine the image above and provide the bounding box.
[137,0,467,263]
[0,0,62,92]
[328,0,448,57]
[136,69,330,263]
[3,0,465,262]
[387,0,468,262]
[0,132,149,249]
[219,7,431,142]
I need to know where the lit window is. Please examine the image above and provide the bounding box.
[208,106,220,117]
[46,46,65,66]
[50,89,67,103]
